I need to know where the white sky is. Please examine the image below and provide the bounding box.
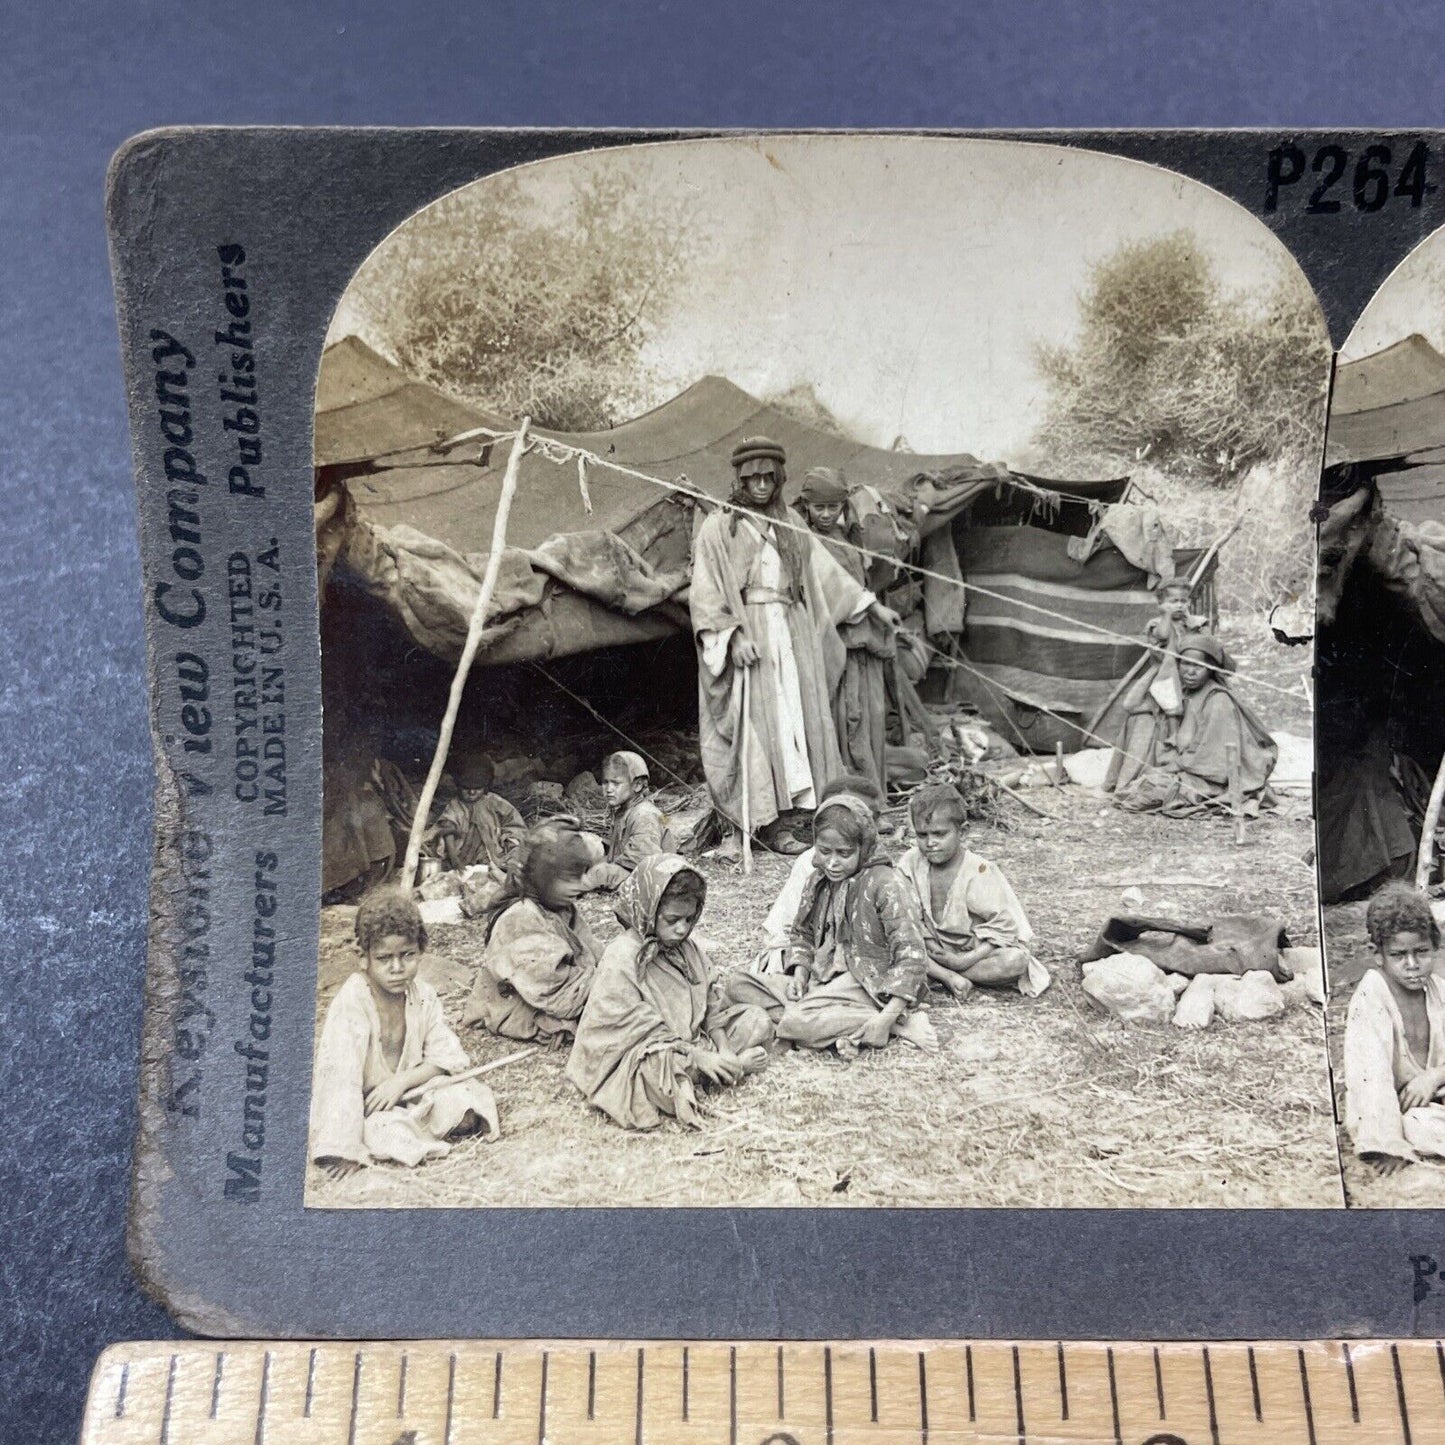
[1340,223,1445,361]
[332,134,1322,460]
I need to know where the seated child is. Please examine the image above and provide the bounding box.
[429,753,527,874]
[582,750,672,892]
[726,793,936,1058]
[567,854,773,1130]
[463,817,601,1042]
[309,889,500,1178]
[896,783,1050,1000]
[1344,881,1445,1175]
[753,773,885,973]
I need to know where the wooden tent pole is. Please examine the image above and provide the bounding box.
[401,419,531,889]
[1083,517,1241,742]
[1415,750,1445,892]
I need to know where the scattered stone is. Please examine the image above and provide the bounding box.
[565,770,607,811]
[528,781,567,814]
[418,896,464,927]
[1172,974,1215,1030]
[1213,970,1286,1023]
[1283,947,1323,1005]
[1121,886,1144,909]
[1081,953,1177,1025]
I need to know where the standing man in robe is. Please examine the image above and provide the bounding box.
[690,436,901,856]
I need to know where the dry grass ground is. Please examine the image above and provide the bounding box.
[1323,902,1445,1208]
[307,616,1340,1210]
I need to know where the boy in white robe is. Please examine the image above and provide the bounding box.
[1344,882,1445,1175]
[896,783,1050,1000]
[310,890,499,1177]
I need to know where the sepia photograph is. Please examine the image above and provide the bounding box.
[306,135,1338,1208]
[1318,225,1445,1206]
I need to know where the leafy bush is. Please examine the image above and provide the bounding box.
[340,171,694,431]
[1032,232,1330,487]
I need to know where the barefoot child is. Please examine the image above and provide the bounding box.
[728,793,935,1057]
[583,751,672,892]
[309,889,500,1179]
[464,818,601,1042]
[1344,882,1445,1175]
[567,855,773,1129]
[896,783,1050,999]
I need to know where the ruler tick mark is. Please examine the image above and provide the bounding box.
[1058,1342,1070,1421]
[729,1346,737,1445]
[444,1352,456,1445]
[113,1362,128,1419]
[493,1350,502,1419]
[776,1344,785,1419]
[966,1345,976,1422]
[256,1350,272,1445]
[538,1350,549,1445]
[1202,1348,1220,1445]
[1012,1345,1025,1445]
[159,1354,177,1445]
[1152,1345,1164,1419]
[344,1351,359,1445]
[1342,1341,1359,1423]
[1106,1347,1121,1445]
[919,1350,929,1445]
[1297,1348,1317,1445]
[635,1347,645,1445]
[869,1346,879,1423]
[1393,1343,1414,1445]
[589,1349,597,1421]
[398,1350,408,1417]
[1247,1346,1261,1422]
[825,1346,835,1445]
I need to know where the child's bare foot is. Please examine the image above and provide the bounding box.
[736,1044,769,1075]
[835,1037,860,1062]
[945,974,974,1001]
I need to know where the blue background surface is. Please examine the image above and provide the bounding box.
[6,3,1445,1438]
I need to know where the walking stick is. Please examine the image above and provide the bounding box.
[740,665,753,875]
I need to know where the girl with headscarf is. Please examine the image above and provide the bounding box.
[728,794,936,1057]
[1110,633,1278,816]
[795,467,894,793]
[566,855,773,1129]
[462,817,602,1042]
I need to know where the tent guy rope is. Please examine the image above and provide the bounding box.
[417,421,1298,701]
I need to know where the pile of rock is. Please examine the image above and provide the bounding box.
[1081,947,1324,1029]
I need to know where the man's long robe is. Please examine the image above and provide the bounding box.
[690,510,872,831]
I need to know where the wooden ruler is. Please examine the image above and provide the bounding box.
[80,1339,1445,1445]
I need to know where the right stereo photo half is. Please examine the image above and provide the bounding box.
[1320,226,1445,1205]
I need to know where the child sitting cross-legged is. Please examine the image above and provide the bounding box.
[463,817,601,1043]
[896,783,1050,1001]
[309,888,500,1180]
[567,854,773,1130]
[725,793,937,1058]
[582,750,672,892]
[1344,881,1445,1176]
